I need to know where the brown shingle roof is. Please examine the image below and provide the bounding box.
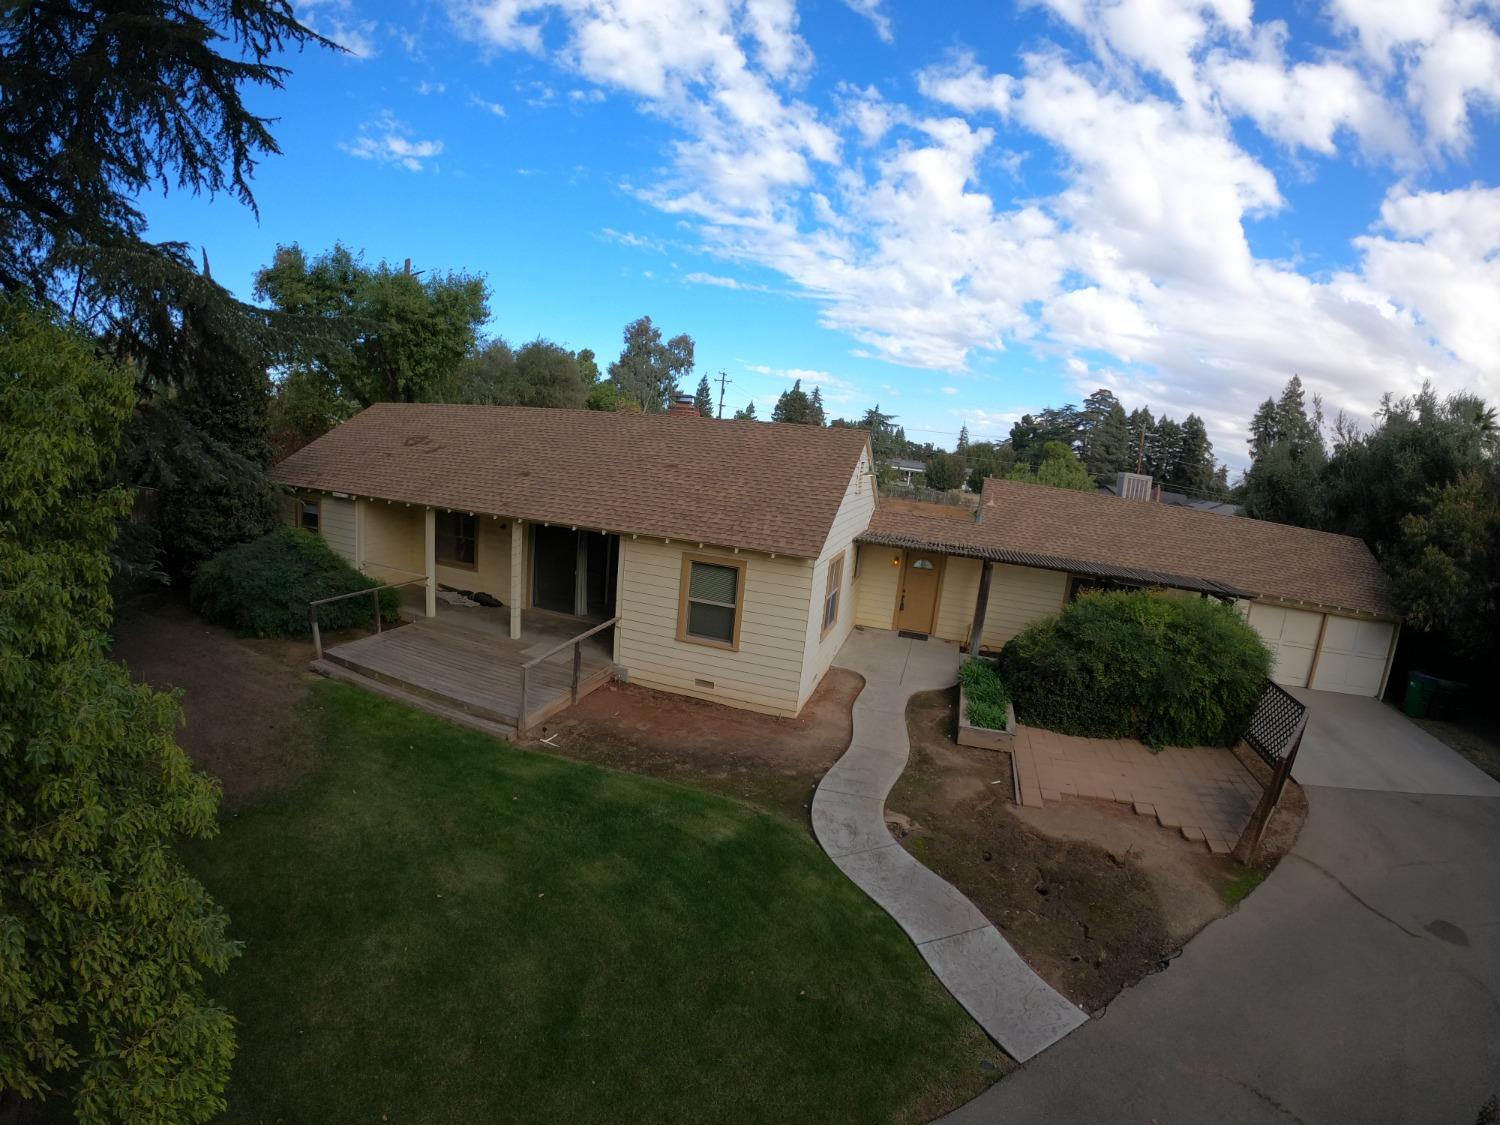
[271,403,871,559]
[860,478,1395,618]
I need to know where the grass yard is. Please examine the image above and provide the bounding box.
[190,680,997,1124]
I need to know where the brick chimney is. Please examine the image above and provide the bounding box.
[667,393,699,416]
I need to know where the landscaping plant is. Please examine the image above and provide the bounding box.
[997,590,1272,748]
[958,658,1011,730]
[191,528,400,638]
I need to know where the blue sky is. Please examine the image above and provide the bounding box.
[141,0,1500,467]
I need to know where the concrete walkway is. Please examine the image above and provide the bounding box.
[940,697,1500,1124]
[812,629,1087,1063]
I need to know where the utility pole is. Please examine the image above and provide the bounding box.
[715,369,731,419]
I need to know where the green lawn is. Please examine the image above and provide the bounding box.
[191,681,997,1123]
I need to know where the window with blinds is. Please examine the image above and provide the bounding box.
[679,557,744,648]
[821,552,844,636]
[436,511,477,567]
[299,498,320,532]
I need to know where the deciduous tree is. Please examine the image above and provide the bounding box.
[0,298,237,1123]
[608,316,694,412]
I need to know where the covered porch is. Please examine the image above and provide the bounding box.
[316,596,616,736]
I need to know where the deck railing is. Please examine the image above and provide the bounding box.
[517,615,619,736]
[309,577,429,660]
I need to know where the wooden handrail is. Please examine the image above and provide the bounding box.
[520,616,621,670]
[309,577,428,660]
[517,616,620,737]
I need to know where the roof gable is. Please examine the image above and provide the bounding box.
[271,403,872,559]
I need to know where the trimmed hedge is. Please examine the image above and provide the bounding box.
[190,528,401,638]
[996,590,1272,748]
[958,658,1011,730]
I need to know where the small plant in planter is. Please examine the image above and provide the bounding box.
[956,657,1016,749]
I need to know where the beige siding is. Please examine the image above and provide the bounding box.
[616,536,814,716]
[935,557,981,643]
[360,502,424,582]
[320,497,357,565]
[799,449,876,706]
[980,564,1070,650]
[434,516,513,600]
[854,543,902,629]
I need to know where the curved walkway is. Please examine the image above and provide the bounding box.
[811,629,1086,1063]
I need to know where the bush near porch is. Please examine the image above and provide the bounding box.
[997,590,1272,749]
[191,528,399,637]
[958,658,1011,729]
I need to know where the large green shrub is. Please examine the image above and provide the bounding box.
[996,590,1272,748]
[190,528,400,637]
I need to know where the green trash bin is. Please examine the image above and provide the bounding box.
[1404,671,1437,718]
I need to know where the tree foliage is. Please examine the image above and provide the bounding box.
[254,243,489,429]
[607,316,694,413]
[732,401,758,420]
[446,338,588,409]
[771,378,824,425]
[0,298,237,1122]
[1007,441,1094,491]
[923,451,965,491]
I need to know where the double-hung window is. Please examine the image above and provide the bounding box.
[679,556,745,649]
[299,497,320,532]
[821,552,844,637]
[436,511,478,568]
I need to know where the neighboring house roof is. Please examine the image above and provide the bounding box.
[887,458,926,471]
[272,403,872,559]
[860,478,1394,617]
[1097,480,1243,516]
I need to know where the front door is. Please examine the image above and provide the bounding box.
[894,550,943,634]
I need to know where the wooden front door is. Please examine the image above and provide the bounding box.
[894,550,943,634]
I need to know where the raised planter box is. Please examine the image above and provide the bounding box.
[956,685,1017,751]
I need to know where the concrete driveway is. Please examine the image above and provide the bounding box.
[941,697,1500,1125]
[1289,689,1500,797]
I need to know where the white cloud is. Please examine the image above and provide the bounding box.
[469,94,508,117]
[297,0,379,58]
[448,0,1499,465]
[417,80,446,95]
[744,363,864,402]
[842,0,893,43]
[342,112,443,171]
[684,271,771,291]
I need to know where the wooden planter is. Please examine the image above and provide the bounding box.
[956,685,1017,751]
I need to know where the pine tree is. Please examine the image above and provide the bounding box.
[1248,397,1279,462]
[1177,414,1216,493]
[772,379,818,423]
[1152,417,1185,485]
[1086,402,1131,481]
[1126,407,1155,474]
[732,401,758,420]
[808,386,827,426]
[693,374,714,417]
[956,424,970,453]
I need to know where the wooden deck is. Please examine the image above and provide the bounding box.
[318,601,615,735]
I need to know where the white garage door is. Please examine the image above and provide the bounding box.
[1247,603,1322,688]
[1310,616,1394,697]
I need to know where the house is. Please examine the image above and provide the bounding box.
[274,405,1399,731]
[272,403,874,721]
[886,457,925,485]
[858,479,1399,698]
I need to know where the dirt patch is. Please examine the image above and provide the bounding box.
[108,590,323,804]
[888,688,1248,1012]
[533,671,863,824]
[1413,714,1500,783]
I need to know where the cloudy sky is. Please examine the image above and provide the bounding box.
[143,0,1500,470]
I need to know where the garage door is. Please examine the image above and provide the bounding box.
[1247,604,1322,688]
[1310,616,1394,697]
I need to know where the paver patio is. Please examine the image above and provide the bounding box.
[1010,726,1261,855]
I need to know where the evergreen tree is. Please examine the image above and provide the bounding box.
[1,298,238,1121]
[772,379,817,423]
[606,316,694,412]
[1151,416,1185,484]
[956,424,970,453]
[1086,401,1131,481]
[1274,375,1324,456]
[857,405,900,460]
[809,385,827,426]
[1176,414,1216,493]
[1125,407,1155,475]
[924,451,964,491]
[1247,397,1279,462]
[732,401,758,420]
[693,374,714,417]
[1007,441,1094,491]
